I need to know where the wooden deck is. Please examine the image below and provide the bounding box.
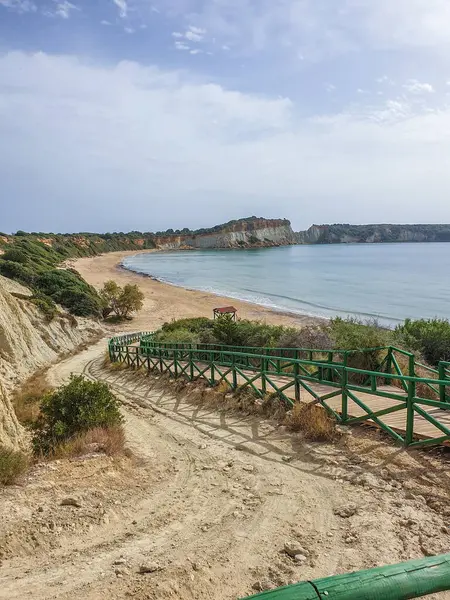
[219,367,450,443]
[128,347,450,444]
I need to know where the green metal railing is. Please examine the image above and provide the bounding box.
[108,333,450,448]
[241,553,450,599]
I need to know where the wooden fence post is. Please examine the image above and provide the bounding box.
[439,362,447,404]
[294,350,300,402]
[406,355,416,446]
[342,353,348,422]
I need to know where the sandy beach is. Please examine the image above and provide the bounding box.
[72,250,324,332]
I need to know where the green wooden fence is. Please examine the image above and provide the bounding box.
[241,553,450,600]
[108,333,450,448]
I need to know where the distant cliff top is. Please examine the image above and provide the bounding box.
[296,223,450,244]
[153,216,291,237]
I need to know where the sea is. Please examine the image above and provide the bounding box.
[121,243,450,327]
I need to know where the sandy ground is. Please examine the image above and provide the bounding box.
[71,250,323,333]
[2,338,450,599]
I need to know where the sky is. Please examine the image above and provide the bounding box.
[1,1,450,233]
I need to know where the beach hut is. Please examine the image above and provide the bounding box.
[213,306,238,321]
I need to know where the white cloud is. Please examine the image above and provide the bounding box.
[403,79,435,94]
[185,30,203,42]
[190,49,202,55]
[175,41,190,51]
[124,26,134,33]
[113,0,127,18]
[1,52,450,232]
[101,19,111,25]
[52,1,78,19]
[189,26,206,35]
[0,0,36,12]
[325,83,336,93]
[156,0,450,60]
[173,25,207,48]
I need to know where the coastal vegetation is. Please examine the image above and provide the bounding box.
[32,375,124,457]
[0,446,29,485]
[100,280,145,320]
[154,315,450,369]
[0,237,144,320]
[296,223,450,244]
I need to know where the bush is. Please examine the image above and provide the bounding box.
[278,326,335,350]
[36,269,102,317]
[285,403,337,441]
[32,375,123,455]
[394,319,450,366]
[0,259,35,284]
[2,248,28,264]
[100,280,144,319]
[30,294,58,322]
[160,317,213,335]
[155,328,200,345]
[50,426,125,459]
[0,447,29,485]
[329,317,392,377]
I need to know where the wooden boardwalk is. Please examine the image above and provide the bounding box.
[209,365,450,443]
[125,344,450,444]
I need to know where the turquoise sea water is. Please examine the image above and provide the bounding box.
[122,244,450,326]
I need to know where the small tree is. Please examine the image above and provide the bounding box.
[213,313,241,346]
[116,284,144,318]
[100,280,121,318]
[100,280,144,320]
[32,375,123,455]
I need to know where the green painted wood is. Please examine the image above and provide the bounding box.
[243,553,450,600]
[109,333,450,448]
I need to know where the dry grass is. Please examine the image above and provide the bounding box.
[12,370,51,425]
[285,402,338,441]
[50,425,126,460]
[0,447,29,485]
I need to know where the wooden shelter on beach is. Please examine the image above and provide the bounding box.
[213,306,238,321]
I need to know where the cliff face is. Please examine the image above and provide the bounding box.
[0,275,102,450]
[296,224,450,245]
[155,219,295,250]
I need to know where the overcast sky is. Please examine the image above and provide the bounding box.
[1,0,450,233]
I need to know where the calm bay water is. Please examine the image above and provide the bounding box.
[122,244,450,326]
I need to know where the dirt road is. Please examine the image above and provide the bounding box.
[2,339,450,599]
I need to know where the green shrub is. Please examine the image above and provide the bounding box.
[155,328,200,345]
[32,375,123,455]
[278,326,334,350]
[329,317,392,378]
[100,280,144,319]
[0,259,35,284]
[0,447,29,485]
[2,248,28,264]
[160,317,214,335]
[30,294,58,322]
[394,319,450,366]
[35,269,102,317]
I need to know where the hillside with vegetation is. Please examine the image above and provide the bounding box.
[296,223,450,244]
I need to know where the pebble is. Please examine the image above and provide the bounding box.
[294,554,308,563]
[139,562,162,574]
[284,541,309,558]
[60,497,82,508]
[242,465,255,472]
[333,504,358,518]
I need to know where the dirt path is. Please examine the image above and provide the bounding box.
[2,341,450,599]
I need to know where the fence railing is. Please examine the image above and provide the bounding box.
[108,333,450,448]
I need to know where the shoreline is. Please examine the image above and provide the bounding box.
[71,250,326,332]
